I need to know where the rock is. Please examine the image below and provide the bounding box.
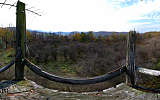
[0,79,160,100]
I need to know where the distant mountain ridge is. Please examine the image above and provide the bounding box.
[94,31,128,37]
[63,31,128,36]
[1,27,128,36]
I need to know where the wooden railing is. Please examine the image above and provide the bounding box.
[1,1,160,93]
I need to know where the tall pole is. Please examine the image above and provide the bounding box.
[126,31,136,86]
[15,1,26,81]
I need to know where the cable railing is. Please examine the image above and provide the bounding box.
[129,84,160,93]
[24,58,126,85]
[0,60,14,73]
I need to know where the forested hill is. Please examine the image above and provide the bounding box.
[0,27,128,37]
[1,27,160,92]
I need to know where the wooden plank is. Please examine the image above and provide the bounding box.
[126,31,137,86]
[15,1,26,81]
[137,67,160,76]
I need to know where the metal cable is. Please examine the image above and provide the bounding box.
[129,84,160,93]
[24,58,126,85]
[0,60,14,73]
[127,66,160,93]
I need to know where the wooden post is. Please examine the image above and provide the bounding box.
[15,1,26,81]
[126,31,136,86]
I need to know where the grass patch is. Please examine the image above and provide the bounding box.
[16,80,29,86]
[29,59,77,77]
[153,59,160,70]
[0,48,15,65]
[46,60,77,76]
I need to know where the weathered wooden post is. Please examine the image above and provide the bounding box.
[126,30,136,86]
[15,1,26,81]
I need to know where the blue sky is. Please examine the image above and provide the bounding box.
[0,0,160,33]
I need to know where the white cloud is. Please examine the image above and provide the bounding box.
[112,0,160,32]
[0,0,160,32]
